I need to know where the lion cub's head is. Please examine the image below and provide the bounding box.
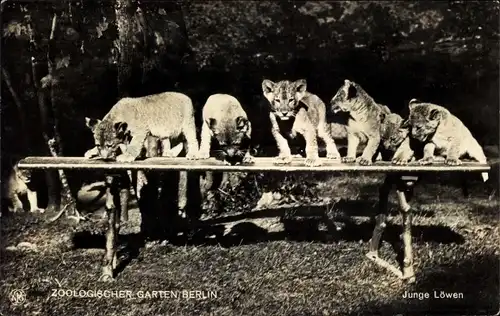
[407,99,444,142]
[13,165,32,184]
[261,79,307,120]
[380,113,409,152]
[330,79,379,114]
[207,115,251,164]
[85,118,130,160]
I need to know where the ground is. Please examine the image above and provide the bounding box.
[0,173,498,316]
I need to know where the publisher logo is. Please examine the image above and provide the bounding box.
[9,289,26,305]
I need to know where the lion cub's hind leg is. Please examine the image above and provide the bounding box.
[181,114,200,160]
[160,138,184,158]
[9,192,24,213]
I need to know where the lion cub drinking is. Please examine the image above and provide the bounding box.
[262,79,341,167]
[85,91,199,162]
[406,99,489,181]
[198,94,254,165]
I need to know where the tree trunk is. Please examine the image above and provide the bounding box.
[46,14,78,216]
[1,66,30,152]
[115,0,137,98]
[135,4,148,85]
[47,13,64,156]
[26,14,60,213]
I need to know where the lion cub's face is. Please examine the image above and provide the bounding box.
[12,166,31,184]
[85,118,130,160]
[407,101,442,142]
[262,79,307,120]
[329,79,363,113]
[208,116,251,164]
[380,113,409,152]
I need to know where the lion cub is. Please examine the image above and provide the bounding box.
[330,79,391,165]
[406,99,489,181]
[198,94,254,165]
[262,79,341,167]
[379,113,416,162]
[85,91,199,162]
[3,165,44,213]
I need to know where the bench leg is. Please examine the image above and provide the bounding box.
[396,182,416,283]
[100,176,118,282]
[366,176,405,278]
[367,176,392,257]
[366,176,417,282]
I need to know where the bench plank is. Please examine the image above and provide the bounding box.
[18,156,491,173]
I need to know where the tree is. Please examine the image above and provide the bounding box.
[114,0,137,98]
[25,7,78,220]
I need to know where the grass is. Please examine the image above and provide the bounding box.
[0,173,499,316]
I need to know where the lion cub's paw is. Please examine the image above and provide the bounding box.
[417,157,434,165]
[445,158,462,166]
[357,156,372,166]
[273,155,292,165]
[242,154,255,164]
[84,147,99,159]
[116,153,135,163]
[99,273,115,283]
[186,151,198,160]
[326,152,341,160]
[392,157,409,165]
[305,157,322,167]
[342,156,356,164]
[197,151,210,160]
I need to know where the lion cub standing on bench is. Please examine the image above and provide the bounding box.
[406,99,489,182]
[262,79,341,167]
[330,79,391,165]
[198,94,254,165]
[85,91,199,162]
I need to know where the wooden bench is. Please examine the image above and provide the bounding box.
[17,156,491,283]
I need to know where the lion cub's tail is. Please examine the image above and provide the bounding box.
[468,138,489,182]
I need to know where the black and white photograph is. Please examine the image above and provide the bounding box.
[0,1,498,315]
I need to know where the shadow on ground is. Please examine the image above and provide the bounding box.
[71,200,466,277]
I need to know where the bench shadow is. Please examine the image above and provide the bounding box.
[71,231,144,276]
[70,176,466,277]
[172,203,464,248]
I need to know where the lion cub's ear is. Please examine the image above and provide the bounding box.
[295,79,307,92]
[342,79,357,100]
[408,98,420,110]
[294,79,307,100]
[85,117,101,132]
[400,119,410,129]
[113,122,128,138]
[236,116,252,138]
[207,118,217,130]
[114,121,128,133]
[379,111,387,122]
[262,79,275,94]
[428,108,442,121]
